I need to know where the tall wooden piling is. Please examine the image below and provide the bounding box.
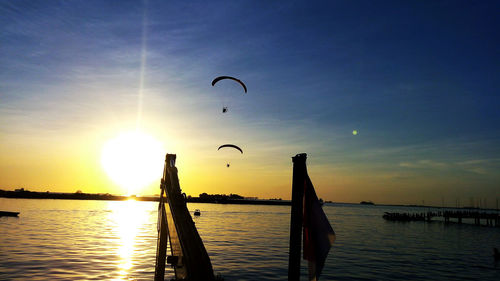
[288,153,307,281]
[154,154,215,281]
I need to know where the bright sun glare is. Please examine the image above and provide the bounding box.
[101,131,165,195]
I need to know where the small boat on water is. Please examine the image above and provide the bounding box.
[0,211,20,217]
[194,209,201,216]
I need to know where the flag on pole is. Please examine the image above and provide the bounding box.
[302,174,335,281]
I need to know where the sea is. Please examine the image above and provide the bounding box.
[1,198,499,280]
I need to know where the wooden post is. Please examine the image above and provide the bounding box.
[154,154,215,280]
[288,153,307,281]
[154,197,169,281]
[163,154,215,281]
[154,156,170,281]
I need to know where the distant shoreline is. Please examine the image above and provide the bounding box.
[0,189,291,206]
[1,189,497,210]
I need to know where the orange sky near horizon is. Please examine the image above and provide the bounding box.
[1,127,497,208]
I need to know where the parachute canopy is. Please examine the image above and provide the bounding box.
[217,144,243,154]
[212,76,247,93]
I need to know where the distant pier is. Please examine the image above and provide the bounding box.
[383,210,500,227]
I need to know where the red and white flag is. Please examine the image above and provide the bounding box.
[302,174,335,281]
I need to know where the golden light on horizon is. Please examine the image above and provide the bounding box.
[101,130,165,195]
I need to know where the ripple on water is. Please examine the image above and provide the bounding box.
[1,199,500,280]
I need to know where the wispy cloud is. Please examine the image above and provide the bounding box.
[399,160,448,169]
[399,157,500,176]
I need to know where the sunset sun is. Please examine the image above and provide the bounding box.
[101,131,165,195]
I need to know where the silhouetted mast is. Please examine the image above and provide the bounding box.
[288,153,335,281]
[155,154,215,281]
[154,158,169,280]
[288,153,307,281]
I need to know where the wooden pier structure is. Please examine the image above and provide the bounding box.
[383,209,500,227]
[154,154,216,281]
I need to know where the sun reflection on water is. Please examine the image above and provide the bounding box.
[108,199,149,280]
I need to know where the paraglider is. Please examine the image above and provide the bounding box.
[212,76,247,113]
[217,144,243,154]
[211,76,247,93]
[218,144,243,167]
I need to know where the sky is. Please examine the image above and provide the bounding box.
[1,0,499,207]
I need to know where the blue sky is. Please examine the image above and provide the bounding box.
[1,0,499,206]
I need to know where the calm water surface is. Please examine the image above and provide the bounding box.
[1,198,499,280]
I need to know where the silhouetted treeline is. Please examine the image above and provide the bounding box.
[0,189,136,201]
[0,189,291,205]
[187,193,290,205]
[197,193,243,201]
[360,201,375,205]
